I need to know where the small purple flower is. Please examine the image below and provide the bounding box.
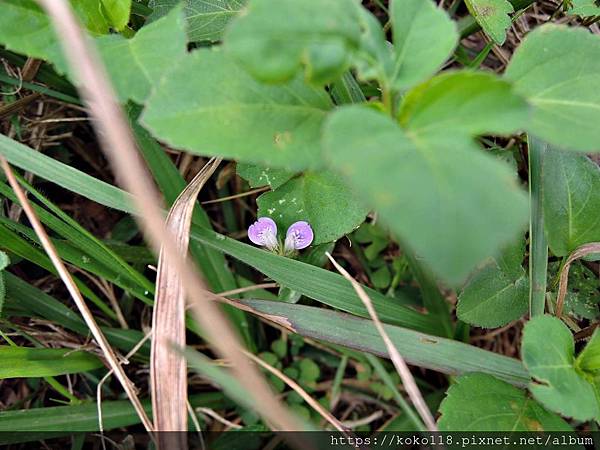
[248,217,278,250]
[284,221,314,252]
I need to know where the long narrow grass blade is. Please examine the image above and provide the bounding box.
[556,242,600,317]
[0,157,155,434]
[325,253,438,431]
[151,158,220,446]
[0,346,102,378]
[36,2,307,446]
[224,298,530,386]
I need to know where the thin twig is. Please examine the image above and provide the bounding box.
[201,186,269,204]
[243,350,350,434]
[325,252,438,431]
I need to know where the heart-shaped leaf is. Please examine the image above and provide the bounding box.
[323,105,528,284]
[142,49,332,170]
[237,163,294,190]
[505,25,600,152]
[438,373,572,431]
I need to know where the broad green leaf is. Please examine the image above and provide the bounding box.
[237,163,294,190]
[142,49,332,170]
[390,0,458,89]
[224,0,362,84]
[0,1,64,63]
[465,0,514,45]
[324,106,528,284]
[71,0,112,34]
[543,147,600,257]
[149,0,246,42]
[457,237,529,328]
[92,5,187,103]
[0,251,8,317]
[505,25,600,152]
[577,328,600,374]
[237,299,530,386]
[0,346,102,379]
[100,0,132,31]
[522,315,599,421]
[438,373,571,431]
[256,171,368,244]
[568,0,600,17]
[399,71,529,137]
[0,0,111,63]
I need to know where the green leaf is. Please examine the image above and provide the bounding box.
[324,105,528,284]
[399,71,530,137]
[0,133,134,212]
[577,328,600,374]
[438,373,571,431]
[543,147,600,257]
[0,251,8,271]
[92,5,187,103]
[237,299,530,386]
[71,0,111,34]
[0,1,64,62]
[505,25,600,152]
[256,171,368,244]
[100,0,132,31]
[191,226,439,333]
[457,237,529,328]
[389,0,458,89]
[142,48,332,170]
[0,393,225,439]
[522,315,599,421]
[0,346,102,379]
[224,0,362,84]
[149,0,246,42]
[465,0,514,45]
[567,0,600,17]
[237,163,294,190]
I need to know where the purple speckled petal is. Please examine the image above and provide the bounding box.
[284,221,314,251]
[248,217,278,250]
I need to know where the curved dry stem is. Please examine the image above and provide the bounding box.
[556,243,600,318]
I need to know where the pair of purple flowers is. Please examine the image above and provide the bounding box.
[248,217,314,255]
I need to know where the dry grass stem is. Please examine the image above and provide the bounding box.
[556,243,600,318]
[325,252,438,431]
[0,156,155,434]
[36,0,306,445]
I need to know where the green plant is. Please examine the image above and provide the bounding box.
[0,0,599,441]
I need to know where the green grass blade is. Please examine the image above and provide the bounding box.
[528,135,548,316]
[0,346,102,379]
[191,226,440,334]
[0,133,134,213]
[237,299,529,386]
[0,393,227,441]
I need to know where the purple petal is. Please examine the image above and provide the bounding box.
[248,217,278,250]
[284,221,314,251]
